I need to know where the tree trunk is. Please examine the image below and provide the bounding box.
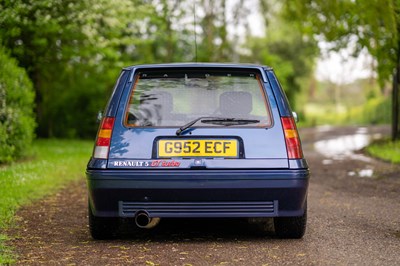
[393,63,400,141]
[393,21,400,141]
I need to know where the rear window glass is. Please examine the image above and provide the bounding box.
[125,69,272,128]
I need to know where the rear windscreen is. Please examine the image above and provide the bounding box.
[125,69,272,127]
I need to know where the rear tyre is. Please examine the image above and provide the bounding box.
[88,201,119,240]
[274,202,307,239]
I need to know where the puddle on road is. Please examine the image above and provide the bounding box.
[314,127,381,178]
[348,169,374,178]
[314,128,372,160]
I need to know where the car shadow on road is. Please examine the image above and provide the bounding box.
[112,217,277,242]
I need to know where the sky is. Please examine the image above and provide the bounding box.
[316,42,375,84]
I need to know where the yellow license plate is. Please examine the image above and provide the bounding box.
[158,139,238,158]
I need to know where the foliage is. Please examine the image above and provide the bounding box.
[242,1,318,110]
[366,139,400,164]
[0,0,140,138]
[301,96,391,127]
[284,0,399,86]
[300,76,391,127]
[0,0,198,138]
[0,139,92,263]
[0,0,319,138]
[196,0,232,61]
[0,46,35,163]
[283,0,400,138]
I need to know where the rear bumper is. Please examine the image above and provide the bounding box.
[86,169,309,218]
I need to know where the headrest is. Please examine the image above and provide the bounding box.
[155,91,173,113]
[219,91,252,117]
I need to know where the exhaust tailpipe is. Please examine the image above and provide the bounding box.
[134,211,160,229]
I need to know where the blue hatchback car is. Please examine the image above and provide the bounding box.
[86,63,309,239]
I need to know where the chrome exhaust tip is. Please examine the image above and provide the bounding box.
[134,211,160,229]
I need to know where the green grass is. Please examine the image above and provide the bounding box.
[0,139,92,264]
[300,97,391,127]
[366,139,400,164]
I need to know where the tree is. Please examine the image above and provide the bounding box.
[0,0,138,137]
[242,0,318,110]
[0,0,318,139]
[121,0,195,63]
[284,0,400,139]
[196,0,233,61]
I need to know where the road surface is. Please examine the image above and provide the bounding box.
[9,126,400,265]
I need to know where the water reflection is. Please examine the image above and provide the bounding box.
[314,127,378,178]
[314,127,371,160]
[347,169,374,178]
[315,133,371,158]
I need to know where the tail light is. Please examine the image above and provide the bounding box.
[93,117,115,159]
[281,117,303,159]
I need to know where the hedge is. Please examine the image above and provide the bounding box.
[0,46,36,163]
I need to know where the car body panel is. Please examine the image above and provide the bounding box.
[87,63,309,222]
[108,128,288,161]
[87,168,308,218]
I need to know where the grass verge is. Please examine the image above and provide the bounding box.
[366,139,400,164]
[0,139,92,264]
[300,97,391,127]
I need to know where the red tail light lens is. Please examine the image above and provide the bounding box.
[281,117,303,159]
[93,117,115,159]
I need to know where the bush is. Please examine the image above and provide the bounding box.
[0,46,36,163]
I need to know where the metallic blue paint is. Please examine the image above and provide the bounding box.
[104,71,129,117]
[86,168,309,218]
[86,63,309,220]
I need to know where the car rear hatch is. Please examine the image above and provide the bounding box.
[103,65,296,170]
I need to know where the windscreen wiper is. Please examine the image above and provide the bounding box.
[176,117,221,136]
[176,117,260,136]
[201,118,260,126]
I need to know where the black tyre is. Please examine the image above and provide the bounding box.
[274,202,307,239]
[88,201,119,240]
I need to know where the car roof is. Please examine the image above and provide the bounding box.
[124,63,273,83]
[123,62,272,71]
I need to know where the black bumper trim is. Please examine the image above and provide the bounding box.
[119,200,278,218]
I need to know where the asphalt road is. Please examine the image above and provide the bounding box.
[9,126,400,265]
